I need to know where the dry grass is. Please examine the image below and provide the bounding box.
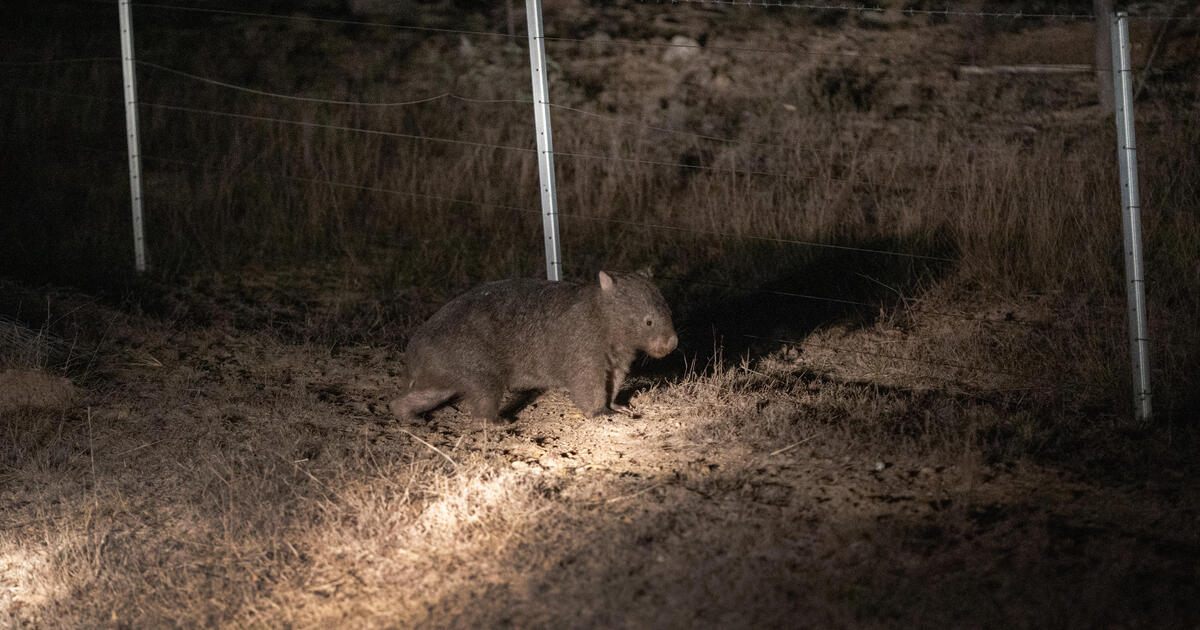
[1,302,1196,627]
[2,2,1199,627]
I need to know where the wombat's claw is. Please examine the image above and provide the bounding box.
[610,403,635,416]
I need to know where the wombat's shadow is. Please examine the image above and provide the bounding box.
[638,238,953,382]
[410,239,951,420]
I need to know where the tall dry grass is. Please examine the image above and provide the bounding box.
[1,2,1197,415]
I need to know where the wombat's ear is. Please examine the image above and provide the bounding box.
[635,267,653,279]
[598,271,615,291]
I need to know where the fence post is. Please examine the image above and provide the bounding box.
[119,0,147,273]
[525,0,563,281]
[1110,11,1152,421]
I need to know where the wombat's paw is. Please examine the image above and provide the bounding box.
[387,397,413,419]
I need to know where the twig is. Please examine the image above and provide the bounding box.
[114,439,165,457]
[87,407,99,504]
[768,435,818,457]
[399,428,459,470]
[603,482,664,504]
[275,453,335,498]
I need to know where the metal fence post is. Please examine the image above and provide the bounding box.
[525,0,563,281]
[1110,11,1152,421]
[119,0,147,272]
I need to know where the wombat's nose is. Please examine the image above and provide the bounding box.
[646,333,677,359]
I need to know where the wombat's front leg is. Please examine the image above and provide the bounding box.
[608,367,634,415]
[569,375,613,419]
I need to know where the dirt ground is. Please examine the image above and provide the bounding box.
[1,280,1197,629]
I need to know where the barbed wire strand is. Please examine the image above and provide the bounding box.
[45,145,1190,354]
[134,71,1122,139]
[552,148,968,194]
[273,167,956,263]
[546,101,1091,163]
[136,60,533,108]
[560,211,953,262]
[139,100,538,154]
[658,275,1048,328]
[99,145,951,263]
[652,0,1095,20]
[656,0,1192,22]
[99,0,527,40]
[130,58,1089,163]
[545,32,890,61]
[133,98,970,197]
[3,69,1102,169]
[3,86,1124,199]
[8,86,1096,190]
[86,0,1199,22]
[134,60,929,161]
[542,32,1111,71]
[0,56,121,67]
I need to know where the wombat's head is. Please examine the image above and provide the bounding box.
[597,269,678,358]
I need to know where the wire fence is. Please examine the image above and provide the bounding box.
[4,0,1196,402]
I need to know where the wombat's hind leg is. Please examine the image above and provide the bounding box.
[389,388,456,420]
[499,389,543,421]
[464,389,502,424]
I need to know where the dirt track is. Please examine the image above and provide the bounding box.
[5,306,1196,628]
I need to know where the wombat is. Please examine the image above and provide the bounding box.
[389,269,677,423]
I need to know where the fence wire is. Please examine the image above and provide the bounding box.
[12,0,1191,401]
[3,57,1103,169]
[139,100,538,154]
[647,0,1199,21]
[25,141,1182,388]
[91,0,527,40]
[4,81,1108,265]
[647,0,1096,20]
[126,95,980,198]
[740,334,1100,393]
[137,61,533,108]
[659,276,1048,329]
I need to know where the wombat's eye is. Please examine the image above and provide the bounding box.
[645,318,653,327]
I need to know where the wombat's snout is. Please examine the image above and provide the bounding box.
[647,332,678,358]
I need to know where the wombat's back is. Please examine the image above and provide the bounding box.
[409,278,593,347]
[405,278,599,389]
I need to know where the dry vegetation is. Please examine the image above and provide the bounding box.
[2,0,1199,627]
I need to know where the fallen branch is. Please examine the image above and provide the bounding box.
[768,435,818,457]
[399,428,459,470]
